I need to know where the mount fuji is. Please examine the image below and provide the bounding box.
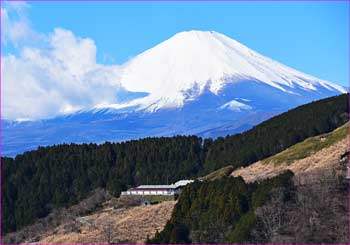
[3,30,346,157]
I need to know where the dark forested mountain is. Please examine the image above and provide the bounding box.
[2,93,349,235]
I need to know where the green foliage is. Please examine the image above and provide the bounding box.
[2,93,348,235]
[147,171,295,244]
[150,223,191,244]
[169,223,191,244]
[251,170,294,209]
[2,157,17,233]
[226,211,256,243]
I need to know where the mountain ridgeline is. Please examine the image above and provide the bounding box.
[2,93,349,235]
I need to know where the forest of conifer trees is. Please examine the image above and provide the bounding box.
[2,93,349,235]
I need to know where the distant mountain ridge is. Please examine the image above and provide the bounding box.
[2,31,346,156]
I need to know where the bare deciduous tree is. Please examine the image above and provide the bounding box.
[102,221,115,244]
[252,168,349,244]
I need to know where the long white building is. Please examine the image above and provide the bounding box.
[121,180,194,196]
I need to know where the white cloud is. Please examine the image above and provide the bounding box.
[1,1,40,46]
[2,4,122,120]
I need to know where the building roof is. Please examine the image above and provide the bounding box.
[129,187,174,191]
[174,180,194,187]
[136,185,175,189]
[128,180,194,191]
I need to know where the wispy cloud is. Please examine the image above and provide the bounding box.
[1,1,41,46]
[1,2,122,120]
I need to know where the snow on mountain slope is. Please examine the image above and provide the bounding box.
[2,30,347,157]
[219,100,252,112]
[115,30,346,111]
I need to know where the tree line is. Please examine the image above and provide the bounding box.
[2,93,349,235]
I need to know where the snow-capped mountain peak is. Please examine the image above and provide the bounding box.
[116,30,345,112]
[3,30,346,156]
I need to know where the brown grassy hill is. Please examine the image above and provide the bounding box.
[35,200,176,244]
[232,123,349,183]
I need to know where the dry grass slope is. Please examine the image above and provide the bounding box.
[199,165,234,181]
[263,123,349,165]
[36,201,176,244]
[232,123,349,183]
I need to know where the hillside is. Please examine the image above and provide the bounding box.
[149,131,349,244]
[232,123,349,183]
[3,193,176,244]
[147,172,296,244]
[3,118,349,244]
[149,122,349,244]
[36,201,176,244]
[2,93,349,236]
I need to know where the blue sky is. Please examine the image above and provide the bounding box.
[7,1,347,87]
[1,1,349,120]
